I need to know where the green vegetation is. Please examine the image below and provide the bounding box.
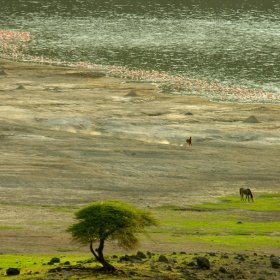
[190,193,280,212]
[0,255,97,279]
[42,205,79,213]
[150,192,280,250]
[67,200,158,271]
[1,194,279,278]
[153,210,279,236]
[0,225,23,230]
[1,203,78,213]
[0,252,221,280]
[187,235,279,250]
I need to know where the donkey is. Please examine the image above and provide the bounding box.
[239,188,254,202]
[186,137,192,146]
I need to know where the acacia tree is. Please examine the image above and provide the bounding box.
[67,200,158,271]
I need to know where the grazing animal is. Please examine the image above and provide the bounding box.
[239,188,254,202]
[186,137,192,146]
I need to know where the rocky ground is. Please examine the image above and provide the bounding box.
[9,251,280,279]
[0,59,279,279]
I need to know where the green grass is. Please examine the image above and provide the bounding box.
[152,211,280,236]
[0,254,97,279]
[0,225,23,230]
[190,192,280,212]
[0,254,92,269]
[1,203,78,213]
[1,193,279,279]
[0,253,198,280]
[149,192,280,251]
[42,205,79,213]
[187,235,280,250]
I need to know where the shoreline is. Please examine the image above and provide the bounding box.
[1,53,279,105]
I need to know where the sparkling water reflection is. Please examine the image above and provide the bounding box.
[1,0,280,94]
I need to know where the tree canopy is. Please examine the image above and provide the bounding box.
[67,200,158,270]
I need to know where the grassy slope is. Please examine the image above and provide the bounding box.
[152,193,280,250]
[0,193,279,279]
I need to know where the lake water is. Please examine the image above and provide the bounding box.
[1,0,280,97]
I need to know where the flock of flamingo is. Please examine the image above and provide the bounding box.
[1,30,279,105]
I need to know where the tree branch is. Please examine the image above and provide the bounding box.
[90,242,100,262]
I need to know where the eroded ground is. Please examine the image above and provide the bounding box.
[0,59,279,262]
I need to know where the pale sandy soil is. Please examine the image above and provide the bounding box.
[0,59,279,264]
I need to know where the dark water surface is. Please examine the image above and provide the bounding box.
[1,0,280,93]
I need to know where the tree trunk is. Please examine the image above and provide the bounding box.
[90,241,115,271]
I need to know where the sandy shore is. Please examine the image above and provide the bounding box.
[0,59,279,255]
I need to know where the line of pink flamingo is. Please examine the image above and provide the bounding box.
[1,30,279,105]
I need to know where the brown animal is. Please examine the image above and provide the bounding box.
[239,188,254,202]
[186,137,192,146]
